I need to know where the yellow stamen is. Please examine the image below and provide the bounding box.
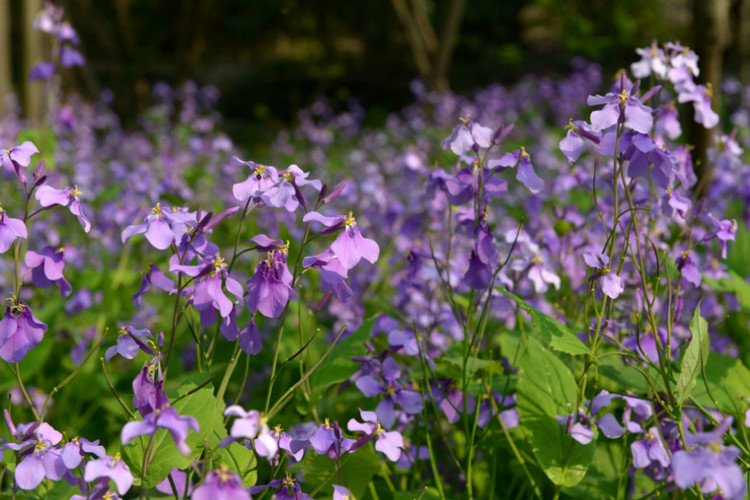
[520,146,530,159]
[618,88,628,105]
[110,452,121,467]
[344,211,356,227]
[70,185,81,197]
[151,203,163,216]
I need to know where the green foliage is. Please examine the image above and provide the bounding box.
[673,306,710,405]
[495,286,591,357]
[297,444,384,499]
[516,338,594,487]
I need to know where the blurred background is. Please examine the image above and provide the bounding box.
[0,0,748,145]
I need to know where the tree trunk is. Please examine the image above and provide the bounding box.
[690,0,730,195]
[0,0,11,115]
[22,0,44,121]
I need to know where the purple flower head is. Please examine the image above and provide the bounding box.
[494,147,544,193]
[559,119,601,163]
[587,82,654,134]
[433,381,476,424]
[121,405,199,456]
[59,436,106,471]
[180,253,243,327]
[582,252,624,299]
[35,185,91,232]
[303,210,380,270]
[556,391,624,445]
[631,41,668,79]
[260,164,321,212]
[0,207,28,253]
[676,250,702,287]
[678,83,719,129]
[223,405,281,460]
[347,409,405,462]
[440,116,493,155]
[59,46,85,67]
[624,134,676,190]
[333,484,351,500]
[28,61,56,81]
[246,246,293,318]
[672,417,746,500]
[131,357,166,417]
[132,265,174,307]
[232,157,279,202]
[6,423,67,490]
[302,248,352,301]
[83,453,134,496]
[192,465,251,500]
[304,418,355,460]
[0,303,47,363]
[250,473,313,500]
[25,246,71,297]
[155,469,193,497]
[1,141,39,182]
[702,214,738,259]
[121,203,195,250]
[104,325,153,362]
[354,356,423,428]
[630,426,671,478]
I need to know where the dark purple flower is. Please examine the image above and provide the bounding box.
[354,357,423,428]
[0,207,28,253]
[246,248,293,318]
[0,303,47,363]
[25,246,71,297]
[59,46,85,67]
[28,61,56,81]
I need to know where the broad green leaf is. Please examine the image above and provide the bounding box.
[394,488,441,500]
[307,315,377,399]
[704,270,750,313]
[297,442,383,499]
[597,355,651,395]
[674,306,709,405]
[122,379,218,488]
[495,286,591,356]
[516,337,594,487]
[701,352,750,413]
[562,440,624,499]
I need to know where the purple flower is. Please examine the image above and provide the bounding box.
[630,426,670,474]
[347,409,405,462]
[333,484,351,500]
[83,453,134,496]
[245,247,293,318]
[6,423,66,490]
[0,303,47,363]
[559,120,601,163]
[25,246,72,297]
[192,465,251,500]
[155,469,193,497]
[1,141,38,182]
[223,405,279,459]
[28,61,56,81]
[587,83,654,134]
[174,253,243,327]
[104,326,153,362]
[624,134,676,190]
[261,164,322,212]
[556,391,624,445]
[121,406,199,455]
[703,214,737,259]
[494,147,544,193]
[250,473,313,500]
[59,46,85,67]
[354,357,423,428]
[232,158,279,202]
[303,211,379,270]
[672,418,746,500]
[132,265,174,307]
[304,418,355,460]
[582,252,624,299]
[121,203,195,250]
[0,207,28,253]
[35,185,91,232]
[678,84,719,128]
[440,117,493,155]
[676,250,702,287]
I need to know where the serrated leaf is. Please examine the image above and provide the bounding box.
[674,306,709,405]
[122,380,217,488]
[495,286,591,356]
[307,315,377,399]
[516,338,594,487]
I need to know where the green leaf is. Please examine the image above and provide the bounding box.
[495,286,591,356]
[674,306,709,405]
[701,352,750,413]
[122,379,218,488]
[307,315,377,399]
[297,442,383,499]
[516,337,594,487]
